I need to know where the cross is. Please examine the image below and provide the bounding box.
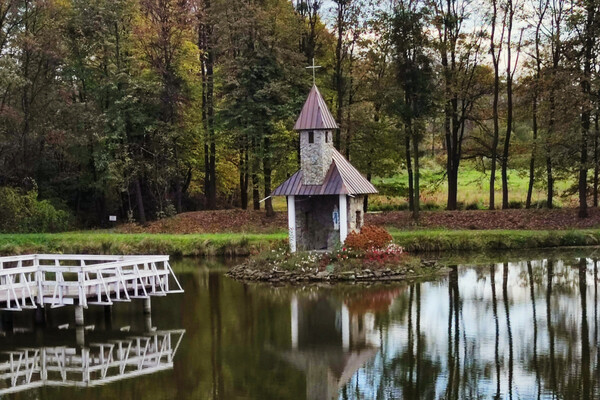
[306,58,321,85]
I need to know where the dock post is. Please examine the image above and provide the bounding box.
[145,313,153,332]
[1,312,14,334]
[34,305,46,327]
[104,305,113,330]
[143,298,152,314]
[76,326,85,347]
[75,305,84,326]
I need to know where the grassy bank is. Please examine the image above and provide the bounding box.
[0,232,287,257]
[1,228,600,256]
[389,228,600,252]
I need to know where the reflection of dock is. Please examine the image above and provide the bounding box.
[0,329,184,395]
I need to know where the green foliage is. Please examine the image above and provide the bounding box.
[0,0,597,227]
[0,187,73,233]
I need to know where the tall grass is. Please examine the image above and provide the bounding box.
[1,229,600,257]
[389,228,600,252]
[0,232,287,257]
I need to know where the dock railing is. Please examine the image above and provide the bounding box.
[0,329,185,395]
[0,255,183,311]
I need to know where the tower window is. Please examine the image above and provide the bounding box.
[325,131,329,143]
[308,131,314,144]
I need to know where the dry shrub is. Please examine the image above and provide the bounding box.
[344,225,393,250]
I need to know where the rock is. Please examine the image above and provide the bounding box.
[316,271,330,279]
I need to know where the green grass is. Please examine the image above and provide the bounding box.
[371,159,575,211]
[389,228,600,252]
[0,231,287,257]
[2,228,600,256]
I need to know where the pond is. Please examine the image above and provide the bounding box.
[1,248,600,399]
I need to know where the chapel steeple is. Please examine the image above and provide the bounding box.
[294,85,338,185]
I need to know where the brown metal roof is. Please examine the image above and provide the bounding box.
[293,85,339,131]
[271,149,378,196]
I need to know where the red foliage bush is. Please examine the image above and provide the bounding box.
[344,225,393,250]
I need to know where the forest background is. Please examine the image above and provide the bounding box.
[1,0,599,232]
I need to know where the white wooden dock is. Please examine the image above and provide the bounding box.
[0,329,185,395]
[0,255,183,323]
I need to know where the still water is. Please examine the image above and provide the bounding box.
[1,250,600,399]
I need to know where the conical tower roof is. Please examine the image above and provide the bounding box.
[293,85,339,131]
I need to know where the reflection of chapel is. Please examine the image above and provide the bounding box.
[272,85,377,252]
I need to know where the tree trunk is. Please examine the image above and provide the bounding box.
[594,114,599,207]
[526,95,537,208]
[364,169,371,213]
[546,54,557,209]
[489,0,502,210]
[240,148,248,210]
[206,50,216,210]
[447,167,458,211]
[405,125,414,212]
[199,1,216,210]
[501,0,514,209]
[412,119,420,221]
[251,139,260,210]
[579,0,594,219]
[135,178,146,224]
[263,135,275,217]
[334,1,344,150]
[252,169,260,210]
[528,12,544,209]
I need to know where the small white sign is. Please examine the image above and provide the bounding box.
[109,215,117,222]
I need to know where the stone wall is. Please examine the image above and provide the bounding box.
[300,130,333,185]
[347,195,365,234]
[294,195,339,251]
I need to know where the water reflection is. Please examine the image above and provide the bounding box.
[1,253,600,399]
[0,329,184,395]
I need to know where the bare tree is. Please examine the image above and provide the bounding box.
[500,0,524,209]
[526,0,549,208]
[429,0,487,210]
[488,0,505,209]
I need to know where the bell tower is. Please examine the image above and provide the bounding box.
[294,85,338,185]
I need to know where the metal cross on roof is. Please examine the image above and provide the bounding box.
[306,58,321,85]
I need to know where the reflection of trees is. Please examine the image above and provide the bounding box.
[580,258,591,400]
[166,257,600,399]
[503,263,514,400]
[528,258,600,399]
[491,265,500,399]
[372,283,441,399]
[446,266,460,400]
[209,272,224,399]
[546,259,557,395]
[527,261,541,399]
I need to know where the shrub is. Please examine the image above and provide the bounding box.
[344,225,393,251]
[508,200,524,209]
[531,199,561,209]
[0,186,73,233]
[465,201,485,210]
[421,201,442,211]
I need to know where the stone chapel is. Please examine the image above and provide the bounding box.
[271,85,378,252]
